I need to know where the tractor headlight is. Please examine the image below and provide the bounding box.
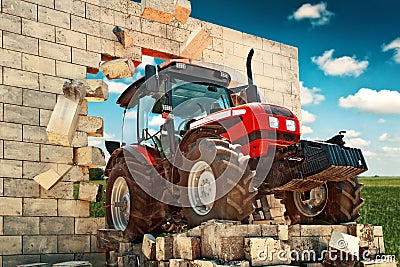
[286,119,296,131]
[269,117,279,129]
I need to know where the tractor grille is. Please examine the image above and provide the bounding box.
[300,140,368,182]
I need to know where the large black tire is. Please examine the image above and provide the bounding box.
[105,158,167,242]
[284,178,364,224]
[178,138,257,227]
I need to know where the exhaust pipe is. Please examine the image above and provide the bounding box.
[246,48,255,85]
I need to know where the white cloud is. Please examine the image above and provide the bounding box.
[301,109,316,123]
[382,37,400,63]
[148,115,165,127]
[105,80,129,94]
[344,130,361,138]
[346,137,371,148]
[289,2,334,27]
[382,146,400,153]
[339,88,400,114]
[125,110,137,119]
[363,150,376,158]
[379,133,400,142]
[300,82,325,105]
[378,118,386,124]
[301,125,314,135]
[311,49,369,77]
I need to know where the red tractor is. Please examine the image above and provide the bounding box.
[104,50,367,242]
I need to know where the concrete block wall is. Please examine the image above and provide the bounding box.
[0,0,300,266]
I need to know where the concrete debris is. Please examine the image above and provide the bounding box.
[33,166,72,190]
[85,80,109,102]
[113,26,134,49]
[180,26,212,60]
[73,146,106,168]
[62,80,88,104]
[174,0,191,24]
[142,234,157,260]
[78,181,103,202]
[141,0,175,24]
[101,58,136,80]
[46,96,82,146]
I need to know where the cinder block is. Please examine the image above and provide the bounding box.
[87,35,102,53]
[0,85,23,105]
[173,236,201,260]
[143,234,157,260]
[3,178,40,198]
[180,27,212,59]
[16,263,49,267]
[72,48,101,69]
[244,237,291,266]
[46,96,82,147]
[3,67,39,90]
[58,236,91,253]
[23,235,57,254]
[23,161,58,179]
[169,259,188,267]
[72,131,89,147]
[85,80,109,102]
[219,236,245,262]
[55,0,86,16]
[288,236,321,262]
[22,52,57,76]
[74,146,106,167]
[23,89,57,110]
[41,144,74,164]
[22,18,55,42]
[23,198,57,216]
[113,26,134,48]
[0,121,22,141]
[3,216,39,235]
[71,15,101,37]
[263,39,281,54]
[56,61,87,79]
[75,217,105,234]
[63,80,88,104]
[53,261,92,266]
[4,140,39,161]
[40,217,75,235]
[101,58,136,80]
[260,224,279,237]
[77,116,104,137]
[40,254,75,266]
[0,48,22,69]
[2,0,37,20]
[0,12,22,34]
[61,165,90,182]
[156,236,174,261]
[38,6,70,28]
[301,225,333,237]
[118,255,139,267]
[39,40,71,62]
[39,74,68,94]
[3,31,38,55]
[141,0,175,24]
[347,224,375,248]
[0,159,22,178]
[191,260,217,267]
[174,0,191,24]
[263,64,282,79]
[23,125,48,143]
[0,236,22,255]
[40,181,74,199]
[78,181,103,202]
[4,104,39,125]
[58,199,90,217]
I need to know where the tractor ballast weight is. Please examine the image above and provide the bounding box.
[104,50,368,242]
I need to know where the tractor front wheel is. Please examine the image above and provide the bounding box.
[178,138,257,227]
[105,158,167,242]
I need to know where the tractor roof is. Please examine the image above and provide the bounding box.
[116,61,231,108]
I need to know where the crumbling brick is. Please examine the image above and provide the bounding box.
[180,27,212,60]
[141,0,175,24]
[78,182,103,202]
[142,234,157,260]
[174,0,191,24]
[73,146,106,168]
[77,116,104,137]
[101,58,136,80]
[244,237,291,266]
[85,80,109,102]
[156,236,174,261]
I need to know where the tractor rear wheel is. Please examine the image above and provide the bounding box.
[178,138,257,227]
[105,158,166,242]
[284,178,364,224]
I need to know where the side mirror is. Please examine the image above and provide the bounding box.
[145,65,159,92]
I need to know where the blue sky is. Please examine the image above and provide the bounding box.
[89,1,400,176]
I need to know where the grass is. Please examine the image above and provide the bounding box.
[74,180,107,218]
[358,177,400,260]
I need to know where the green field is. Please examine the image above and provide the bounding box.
[358,177,400,260]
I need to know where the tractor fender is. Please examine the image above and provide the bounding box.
[104,145,157,176]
